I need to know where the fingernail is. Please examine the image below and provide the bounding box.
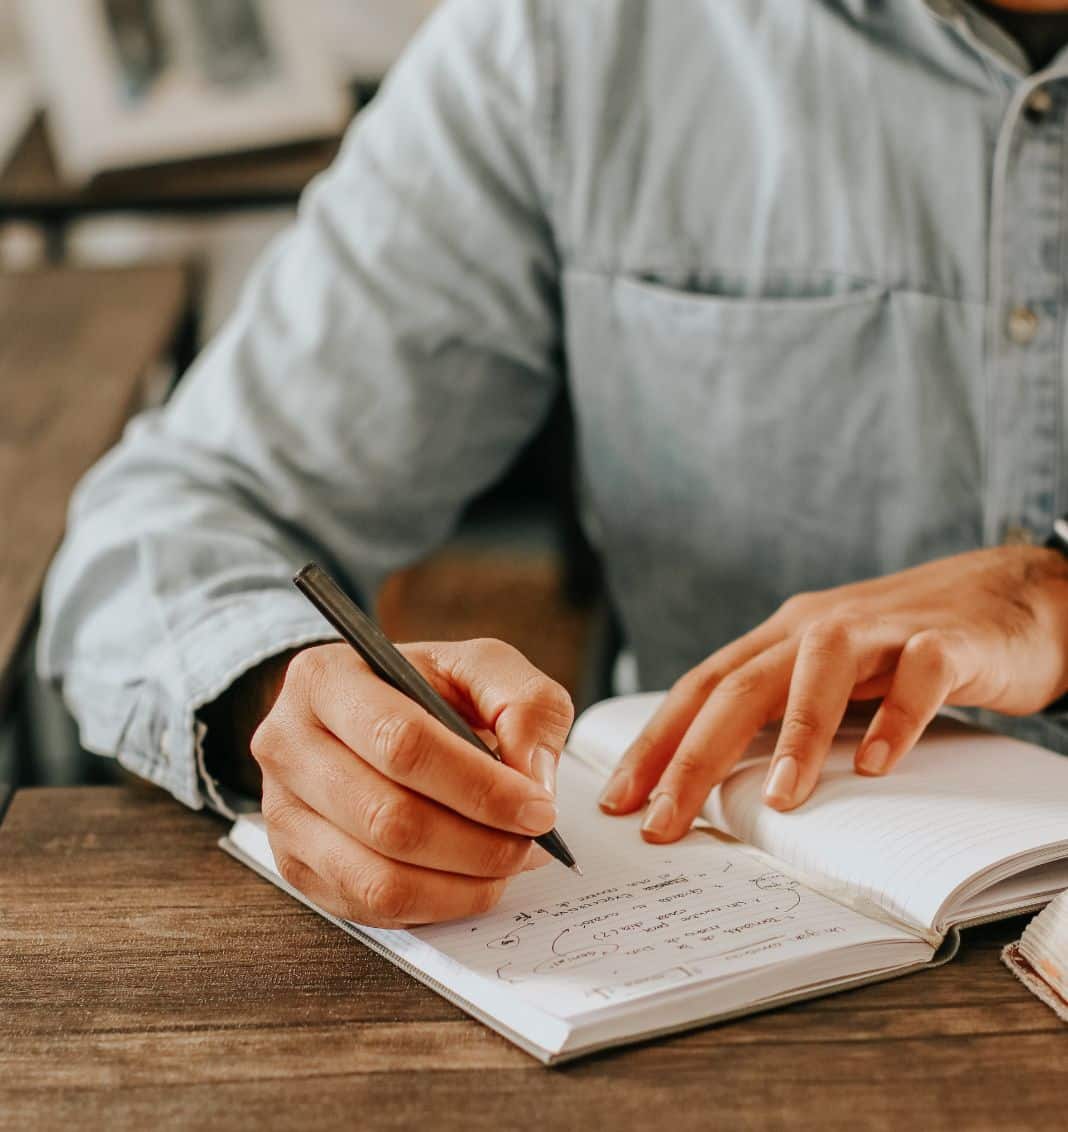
[517,797,557,834]
[531,746,557,796]
[857,738,890,775]
[641,793,676,839]
[598,771,631,813]
[763,755,799,806]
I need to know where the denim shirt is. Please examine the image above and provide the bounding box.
[38,0,1068,809]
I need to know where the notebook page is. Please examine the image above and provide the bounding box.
[410,755,920,1022]
[568,695,1068,937]
[716,718,1068,935]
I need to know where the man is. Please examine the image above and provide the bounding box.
[40,0,1068,928]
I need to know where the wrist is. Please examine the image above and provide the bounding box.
[199,646,306,797]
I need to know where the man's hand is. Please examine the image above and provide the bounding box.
[250,639,574,927]
[599,546,1068,841]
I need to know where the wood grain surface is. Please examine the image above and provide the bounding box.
[1,785,1064,1131]
[0,266,188,703]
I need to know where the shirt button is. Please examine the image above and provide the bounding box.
[1007,305,1039,345]
[1002,523,1035,546]
[1025,87,1054,123]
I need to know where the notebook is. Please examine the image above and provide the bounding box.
[221,692,1068,1063]
[1002,890,1068,1022]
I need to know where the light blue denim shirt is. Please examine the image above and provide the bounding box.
[38,0,1068,809]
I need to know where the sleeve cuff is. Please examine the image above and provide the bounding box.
[63,589,339,811]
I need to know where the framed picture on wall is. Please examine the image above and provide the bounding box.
[17,0,350,181]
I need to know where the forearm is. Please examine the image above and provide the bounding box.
[38,0,561,810]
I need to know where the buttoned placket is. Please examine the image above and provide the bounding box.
[986,69,1068,549]
[923,1,1068,548]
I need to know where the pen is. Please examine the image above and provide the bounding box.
[293,562,582,875]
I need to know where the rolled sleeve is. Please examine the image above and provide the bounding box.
[37,0,562,809]
[61,589,334,811]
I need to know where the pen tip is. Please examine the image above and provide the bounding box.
[569,864,584,877]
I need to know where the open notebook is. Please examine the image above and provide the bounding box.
[221,693,1068,1063]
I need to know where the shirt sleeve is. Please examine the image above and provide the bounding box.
[36,0,563,810]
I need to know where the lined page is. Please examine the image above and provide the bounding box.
[715,719,1068,934]
[410,756,919,1021]
[570,695,1068,937]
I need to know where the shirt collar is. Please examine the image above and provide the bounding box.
[922,0,1068,78]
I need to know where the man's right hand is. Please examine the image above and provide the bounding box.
[249,639,574,927]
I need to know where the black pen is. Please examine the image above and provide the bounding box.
[293,563,582,875]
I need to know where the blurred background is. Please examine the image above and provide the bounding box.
[0,0,608,795]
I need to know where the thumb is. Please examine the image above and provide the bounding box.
[410,638,574,793]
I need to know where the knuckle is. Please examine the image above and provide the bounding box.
[538,679,575,730]
[904,629,948,672]
[466,770,508,825]
[319,848,406,924]
[719,667,765,701]
[364,795,424,858]
[882,697,925,734]
[457,637,516,671]
[361,868,412,924]
[286,646,328,695]
[495,652,574,717]
[261,788,298,832]
[371,711,429,780]
[511,669,556,709]
[476,636,517,661]
[779,591,816,620]
[802,617,853,656]
[274,852,306,891]
[781,705,824,746]
[249,715,279,765]
[666,750,710,784]
[481,835,529,878]
[671,666,714,699]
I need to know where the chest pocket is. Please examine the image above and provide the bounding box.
[562,268,986,659]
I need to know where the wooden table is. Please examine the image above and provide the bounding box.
[0,265,189,708]
[0,114,347,227]
[1,786,1064,1131]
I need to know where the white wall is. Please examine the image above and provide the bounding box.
[320,0,439,81]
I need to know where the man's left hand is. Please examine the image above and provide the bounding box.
[598,546,1068,841]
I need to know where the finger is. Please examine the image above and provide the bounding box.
[409,639,574,793]
[289,648,557,837]
[598,622,787,815]
[639,640,798,843]
[850,673,894,701]
[763,618,901,810]
[854,629,969,777]
[262,784,510,927]
[259,718,536,878]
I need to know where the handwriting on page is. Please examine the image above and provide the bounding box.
[483,863,833,1005]
[414,767,878,1020]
